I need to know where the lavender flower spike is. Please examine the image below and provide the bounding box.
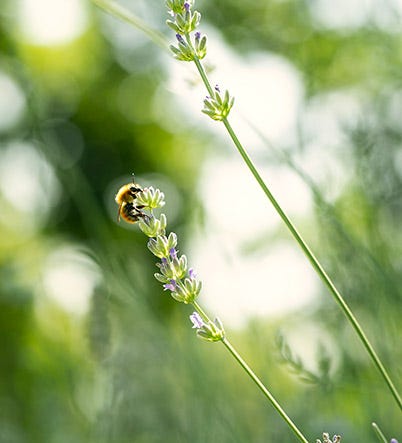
[190,312,204,329]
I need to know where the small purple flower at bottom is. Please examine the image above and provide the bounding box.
[190,312,204,329]
[163,279,177,292]
[391,439,399,443]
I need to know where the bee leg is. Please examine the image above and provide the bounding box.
[129,206,148,222]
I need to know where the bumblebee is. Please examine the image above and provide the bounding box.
[115,182,146,223]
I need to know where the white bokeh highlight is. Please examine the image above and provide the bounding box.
[0,141,60,219]
[17,0,89,46]
[0,73,26,132]
[42,246,101,315]
[189,155,318,328]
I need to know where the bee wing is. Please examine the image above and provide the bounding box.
[117,204,123,222]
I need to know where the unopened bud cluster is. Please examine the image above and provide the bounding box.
[316,433,341,443]
[203,85,235,121]
[166,1,206,61]
[166,1,234,119]
[137,188,201,305]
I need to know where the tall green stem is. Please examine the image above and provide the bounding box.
[192,300,210,322]
[191,301,309,443]
[192,56,402,411]
[221,338,309,443]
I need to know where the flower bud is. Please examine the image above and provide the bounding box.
[147,235,171,258]
[138,213,167,237]
[189,313,225,342]
[166,0,191,14]
[170,254,188,279]
[194,32,207,59]
[170,276,200,303]
[136,186,165,210]
[202,88,234,121]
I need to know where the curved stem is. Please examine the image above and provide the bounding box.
[91,0,169,50]
[191,55,402,411]
[192,301,309,443]
[221,337,309,443]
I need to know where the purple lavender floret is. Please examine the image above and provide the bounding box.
[190,312,204,329]
[163,279,177,292]
[184,2,190,12]
[169,248,178,259]
[188,268,196,279]
[176,33,185,44]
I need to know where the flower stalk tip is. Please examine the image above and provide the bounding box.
[136,186,165,210]
[189,311,225,342]
[202,88,235,121]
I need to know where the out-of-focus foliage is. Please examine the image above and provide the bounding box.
[0,0,401,442]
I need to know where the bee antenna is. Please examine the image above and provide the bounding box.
[131,172,136,184]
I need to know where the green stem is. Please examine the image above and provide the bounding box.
[372,422,388,443]
[221,337,309,443]
[192,300,210,322]
[191,55,402,411]
[192,301,309,443]
[91,0,169,50]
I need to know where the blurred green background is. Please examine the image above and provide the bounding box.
[1,0,401,442]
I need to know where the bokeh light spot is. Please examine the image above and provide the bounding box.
[17,0,89,46]
[0,72,26,132]
[42,246,101,315]
[0,141,60,219]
